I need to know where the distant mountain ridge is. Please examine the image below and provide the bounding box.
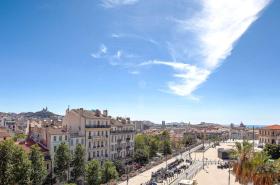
[18,107,60,118]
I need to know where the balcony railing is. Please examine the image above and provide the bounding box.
[110,130,135,134]
[86,125,111,128]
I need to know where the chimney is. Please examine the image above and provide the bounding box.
[103,110,108,117]
[79,108,83,115]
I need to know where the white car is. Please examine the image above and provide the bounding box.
[178,179,195,185]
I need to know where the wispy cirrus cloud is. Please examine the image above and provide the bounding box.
[111,33,159,46]
[143,0,271,97]
[91,44,107,58]
[95,0,271,98]
[141,60,210,97]
[101,0,139,8]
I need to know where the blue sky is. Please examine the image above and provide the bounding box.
[0,0,279,125]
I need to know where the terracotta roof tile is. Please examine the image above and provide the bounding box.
[263,125,280,130]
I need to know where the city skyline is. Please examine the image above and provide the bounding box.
[1,0,280,124]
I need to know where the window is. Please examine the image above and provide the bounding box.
[53,136,56,142]
[54,146,57,152]
[65,135,67,140]
[59,136,62,141]
[98,131,100,136]
[76,139,79,145]
[70,139,73,146]
[81,138,84,145]
[97,151,99,157]
[89,142,91,148]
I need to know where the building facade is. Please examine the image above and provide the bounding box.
[259,125,280,145]
[63,108,111,162]
[110,117,135,160]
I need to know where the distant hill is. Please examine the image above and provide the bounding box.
[18,107,60,119]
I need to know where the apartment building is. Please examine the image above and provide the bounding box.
[63,108,111,162]
[259,125,280,145]
[110,117,135,160]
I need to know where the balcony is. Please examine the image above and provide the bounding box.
[110,130,135,134]
[86,125,111,129]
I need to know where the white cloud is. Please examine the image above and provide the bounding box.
[111,33,159,45]
[141,60,210,96]
[91,44,107,58]
[129,71,140,75]
[152,0,271,97]
[101,0,139,8]
[115,50,122,59]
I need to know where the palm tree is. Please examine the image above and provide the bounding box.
[250,152,279,185]
[232,141,280,185]
[231,141,254,185]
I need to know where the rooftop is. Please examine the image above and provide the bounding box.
[0,128,11,138]
[262,124,280,130]
[72,108,108,119]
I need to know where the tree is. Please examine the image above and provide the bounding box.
[232,141,254,185]
[160,131,172,156]
[100,160,119,184]
[183,134,196,147]
[30,144,47,185]
[71,144,85,183]
[148,137,159,157]
[264,144,280,159]
[54,142,71,183]
[113,160,125,175]
[11,143,31,185]
[250,152,279,185]
[85,160,100,185]
[232,141,280,185]
[0,140,16,185]
[162,139,172,156]
[134,146,149,165]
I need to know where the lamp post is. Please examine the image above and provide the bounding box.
[228,162,231,185]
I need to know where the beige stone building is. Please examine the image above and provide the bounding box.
[259,124,280,145]
[110,117,135,160]
[63,108,111,162]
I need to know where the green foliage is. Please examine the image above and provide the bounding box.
[71,144,85,183]
[134,147,149,165]
[264,144,280,159]
[113,160,125,175]
[134,132,173,164]
[232,141,280,185]
[162,139,172,156]
[54,142,71,183]
[0,139,15,185]
[13,133,27,141]
[100,160,119,184]
[148,137,159,157]
[0,139,32,185]
[182,134,196,147]
[85,160,101,185]
[30,144,47,185]
[11,145,31,185]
